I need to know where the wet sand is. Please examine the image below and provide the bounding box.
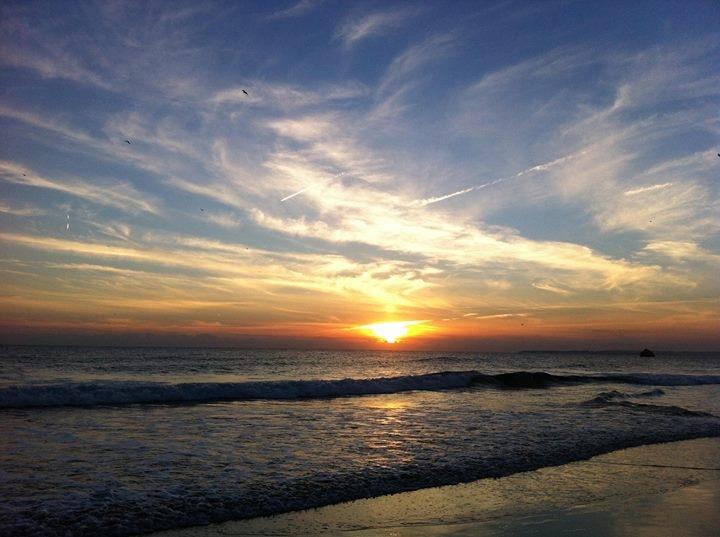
[148,437,720,537]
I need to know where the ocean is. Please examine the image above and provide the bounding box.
[1,346,719,536]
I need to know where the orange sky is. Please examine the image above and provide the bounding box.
[1,3,719,350]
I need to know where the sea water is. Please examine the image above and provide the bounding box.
[1,347,719,536]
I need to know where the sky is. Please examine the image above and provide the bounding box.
[0,0,719,350]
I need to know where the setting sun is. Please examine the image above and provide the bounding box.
[358,321,426,344]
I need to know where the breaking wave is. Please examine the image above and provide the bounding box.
[2,370,720,408]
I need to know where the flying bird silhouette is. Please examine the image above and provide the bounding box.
[125,140,132,144]
[242,89,248,96]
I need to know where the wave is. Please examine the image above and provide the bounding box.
[0,371,481,408]
[580,398,713,418]
[588,388,666,403]
[599,401,714,418]
[2,370,720,408]
[579,388,716,418]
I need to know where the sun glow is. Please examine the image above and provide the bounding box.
[359,321,425,344]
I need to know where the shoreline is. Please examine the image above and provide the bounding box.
[147,437,720,537]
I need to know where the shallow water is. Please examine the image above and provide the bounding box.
[1,347,719,536]
[155,438,720,536]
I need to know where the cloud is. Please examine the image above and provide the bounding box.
[266,0,325,20]
[0,201,46,217]
[0,230,436,312]
[2,6,718,345]
[0,105,98,147]
[205,212,244,229]
[466,45,594,96]
[595,178,716,237]
[337,9,415,46]
[643,241,720,264]
[624,183,673,196]
[412,186,475,207]
[454,42,720,242]
[473,313,529,320]
[281,186,312,202]
[249,203,673,293]
[0,161,159,214]
[412,151,585,206]
[211,81,368,108]
[532,281,573,296]
[0,24,112,90]
[378,33,455,91]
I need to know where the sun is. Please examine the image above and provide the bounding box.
[358,321,426,344]
[369,322,408,343]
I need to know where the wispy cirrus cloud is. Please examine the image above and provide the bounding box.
[0,201,46,217]
[211,81,368,109]
[643,241,720,264]
[0,161,159,214]
[532,281,573,296]
[266,0,325,20]
[411,151,584,207]
[1,2,718,347]
[337,9,417,47]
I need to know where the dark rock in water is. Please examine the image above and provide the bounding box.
[639,348,655,357]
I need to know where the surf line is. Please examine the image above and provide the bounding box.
[586,461,720,471]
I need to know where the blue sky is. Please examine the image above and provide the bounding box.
[1,1,719,349]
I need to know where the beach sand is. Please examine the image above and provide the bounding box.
[148,437,720,537]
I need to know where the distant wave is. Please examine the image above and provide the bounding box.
[587,388,666,403]
[2,370,720,408]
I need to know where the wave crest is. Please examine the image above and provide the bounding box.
[2,370,719,409]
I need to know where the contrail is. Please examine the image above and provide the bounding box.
[624,182,673,196]
[414,150,586,207]
[280,186,311,202]
[514,152,581,177]
[414,186,475,206]
[280,172,347,202]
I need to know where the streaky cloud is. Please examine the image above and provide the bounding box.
[266,0,325,21]
[337,9,416,46]
[532,281,573,296]
[0,161,159,215]
[624,183,674,196]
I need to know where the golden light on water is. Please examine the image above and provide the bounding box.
[358,321,426,344]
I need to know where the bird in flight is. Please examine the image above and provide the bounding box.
[125,140,132,144]
[242,89,248,96]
